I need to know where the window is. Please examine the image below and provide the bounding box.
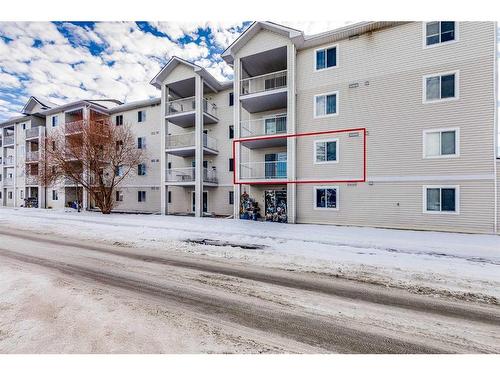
[229,125,234,139]
[138,110,146,122]
[116,140,123,150]
[167,162,172,169]
[115,115,123,126]
[52,141,56,151]
[229,158,234,172]
[314,186,338,210]
[8,192,13,200]
[264,116,286,135]
[423,128,459,158]
[138,191,146,202]
[424,186,458,213]
[424,22,456,46]
[229,191,234,205]
[137,137,146,149]
[424,71,458,102]
[52,190,58,201]
[229,92,234,106]
[314,92,338,117]
[168,191,172,204]
[138,163,147,176]
[315,45,337,70]
[51,116,58,127]
[20,190,24,199]
[314,139,338,163]
[22,123,26,130]
[116,190,123,202]
[116,165,124,177]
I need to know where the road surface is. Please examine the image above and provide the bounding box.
[0,228,498,353]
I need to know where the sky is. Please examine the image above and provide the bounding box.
[0,21,352,121]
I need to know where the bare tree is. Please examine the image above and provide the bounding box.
[40,115,145,214]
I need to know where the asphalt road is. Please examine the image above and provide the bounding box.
[0,228,498,354]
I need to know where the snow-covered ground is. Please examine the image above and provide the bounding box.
[0,207,499,303]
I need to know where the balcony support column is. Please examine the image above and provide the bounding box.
[160,84,168,215]
[194,75,204,217]
[286,43,297,224]
[82,106,90,211]
[233,57,241,219]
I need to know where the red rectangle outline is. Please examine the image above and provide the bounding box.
[232,127,366,185]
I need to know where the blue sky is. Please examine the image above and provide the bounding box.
[0,21,353,121]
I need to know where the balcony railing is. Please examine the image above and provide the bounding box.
[4,178,14,186]
[165,167,217,184]
[26,151,39,162]
[65,120,84,135]
[25,175,38,185]
[25,126,41,139]
[165,132,218,151]
[240,114,287,138]
[3,156,14,165]
[3,135,14,146]
[166,97,217,118]
[241,70,287,96]
[239,160,288,180]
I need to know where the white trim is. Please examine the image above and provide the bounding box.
[313,138,339,164]
[422,21,459,49]
[494,22,498,233]
[313,91,339,119]
[422,70,460,104]
[314,44,339,72]
[367,174,493,182]
[422,185,460,215]
[313,185,339,211]
[422,127,460,159]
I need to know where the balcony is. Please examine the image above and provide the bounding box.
[4,178,14,186]
[25,126,41,140]
[165,97,218,127]
[240,70,287,113]
[239,160,287,183]
[25,175,38,186]
[3,156,14,166]
[165,167,217,186]
[165,132,218,157]
[3,135,14,147]
[240,114,288,149]
[65,120,84,135]
[26,151,39,163]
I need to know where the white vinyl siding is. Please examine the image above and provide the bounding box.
[423,71,459,103]
[423,128,459,158]
[314,91,338,118]
[314,186,339,210]
[423,185,459,214]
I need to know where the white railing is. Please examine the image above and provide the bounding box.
[65,175,83,186]
[3,156,14,165]
[165,167,217,184]
[166,97,217,118]
[4,178,14,186]
[26,151,39,162]
[25,175,38,185]
[240,114,287,138]
[239,160,288,180]
[240,70,287,96]
[65,120,84,135]
[3,135,14,146]
[165,132,217,151]
[25,127,41,139]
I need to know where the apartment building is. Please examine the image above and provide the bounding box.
[1,21,498,233]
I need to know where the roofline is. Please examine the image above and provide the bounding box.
[108,97,161,113]
[0,114,32,127]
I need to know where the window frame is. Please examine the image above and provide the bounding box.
[422,185,460,214]
[138,163,147,176]
[52,189,58,201]
[115,190,123,202]
[422,21,459,49]
[313,185,339,211]
[314,44,338,72]
[51,115,58,127]
[422,127,460,159]
[137,110,146,123]
[115,115,123,126]
[313,91,339,118]
[314,138,339,164]
[138,190,147,202]
[422,70,460,103]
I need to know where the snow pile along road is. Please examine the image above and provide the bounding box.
[0,207,499,304]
